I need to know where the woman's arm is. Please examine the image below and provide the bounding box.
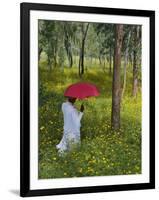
[71,108,84,127]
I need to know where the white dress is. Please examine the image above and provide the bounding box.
[56,101,83,153]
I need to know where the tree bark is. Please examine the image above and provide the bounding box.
[53,47,57,68]
[121,49,128,99]
[111,24,124,130]
[132,26,140,97]
[132,49,138,96]
[109,45,112,74]
[38,48,42,62]
[99,56,102,65]
[81,38,85,74]
[78,50,82,76]
[121,31,131,100]
[47,56,52,71]
[79,23,89,76]
[64,25,73,68]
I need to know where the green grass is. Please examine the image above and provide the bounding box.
[38,63,141,179]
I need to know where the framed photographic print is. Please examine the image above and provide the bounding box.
[20,2,155,197]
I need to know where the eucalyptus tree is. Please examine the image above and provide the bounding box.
[38,20,47,62]
[78,23,90,76]
[132,25,141,97]
[38,20,59,70]
[120,25,141,100]
[111,24,124,130]
[84,24,99,68]
[63,22,78,68]
[121,25,132,99]
[93,23,115,74]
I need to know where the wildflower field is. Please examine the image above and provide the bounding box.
[38,61,141,179]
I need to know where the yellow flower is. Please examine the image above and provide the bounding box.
[64,172,67,176]
[40,126,45,130]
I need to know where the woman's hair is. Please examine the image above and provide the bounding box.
[68,97,76,104]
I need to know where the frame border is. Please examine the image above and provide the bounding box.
[20,2,155,197]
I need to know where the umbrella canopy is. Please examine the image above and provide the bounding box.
[64,82,100,99]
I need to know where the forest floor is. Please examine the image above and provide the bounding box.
[38,62,141,179]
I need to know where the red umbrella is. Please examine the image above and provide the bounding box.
[64,82,100,99]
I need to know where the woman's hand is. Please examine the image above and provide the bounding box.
[80,104,84,112]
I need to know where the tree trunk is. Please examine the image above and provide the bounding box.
[99,56,102,65]
[53,45,57,68]
[104,58,106,69]
[64,25,73,68]
[81,39,85,74]
[38,48,42,62]
[121,31,131,99]
[121,49,128,99]
[47,56,52,71]
[78,50,82,76]
[79,23,89,76]
[53,52,57,68]
[64,42,73,68]
[69,51,73,67]
[132,49,138,96]
[111,24,124,130]
[66,44,73,68]
[109,46,112,74]
[132,26,139,97]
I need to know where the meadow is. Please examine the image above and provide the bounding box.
[38,59,141,179]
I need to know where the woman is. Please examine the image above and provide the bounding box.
[56,97,84,154]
